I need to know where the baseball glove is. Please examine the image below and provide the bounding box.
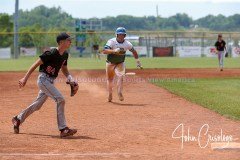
[225,52,229,57]
[66,81,79,97]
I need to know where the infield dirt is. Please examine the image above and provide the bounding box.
[0,69,239,160]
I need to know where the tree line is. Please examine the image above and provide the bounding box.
[1,5,240,31]
[1,5,240,48]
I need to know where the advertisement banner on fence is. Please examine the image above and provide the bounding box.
[126,46,147,57]
[152,46,173,57]
[0,48,11,59]
[20,47,37,56]
[204,46,217,57]
[232,47,240,57]
[176,46,201,57]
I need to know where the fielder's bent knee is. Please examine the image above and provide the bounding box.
[56,96,65,104]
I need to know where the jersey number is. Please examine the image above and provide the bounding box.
[46,66,55,75]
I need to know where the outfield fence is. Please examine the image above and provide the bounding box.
[0,31,240,59]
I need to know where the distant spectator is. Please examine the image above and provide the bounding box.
[215,34,227,71]
[92,44,100,59]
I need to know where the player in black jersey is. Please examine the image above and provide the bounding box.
[215,34,227,71]
[12,33,78,138]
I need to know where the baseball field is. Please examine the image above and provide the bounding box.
[0,57,240,159]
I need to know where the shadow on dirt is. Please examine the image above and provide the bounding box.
[19,133,97,140]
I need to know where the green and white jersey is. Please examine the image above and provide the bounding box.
[104,38,134,64]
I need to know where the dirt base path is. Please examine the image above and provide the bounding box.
[0,69,239,160]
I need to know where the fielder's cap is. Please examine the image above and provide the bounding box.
[218,34,222,37]
[56,32,73,43]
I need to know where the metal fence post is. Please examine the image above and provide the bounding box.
[201,32,205,57]
[174,32,177,57]
[14,0,19,59]
[146,34,150,57]
[229,33,232,57]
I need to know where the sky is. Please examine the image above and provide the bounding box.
[1,0,240,20]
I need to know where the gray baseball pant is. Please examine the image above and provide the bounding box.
[218,51,224,68]
[17,72,67,130]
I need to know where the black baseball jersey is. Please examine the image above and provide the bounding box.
[39,48,68,78]
[215,40,226,51]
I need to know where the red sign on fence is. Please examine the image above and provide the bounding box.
[153,46,173,57]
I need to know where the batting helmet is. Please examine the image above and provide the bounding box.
[115,27,127,35]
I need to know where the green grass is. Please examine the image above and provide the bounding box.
[153,78,240,120]
[0,56,240,71]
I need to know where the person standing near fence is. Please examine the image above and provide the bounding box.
[215,34,227,71]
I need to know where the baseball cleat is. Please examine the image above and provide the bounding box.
[220,68,223,71]
[12,116,20,134]
[118,93,124,101]
[60,127,77,138]
[108,93,112,102]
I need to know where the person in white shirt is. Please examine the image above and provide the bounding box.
[102,27,142,102]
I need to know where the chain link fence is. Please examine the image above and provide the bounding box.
[0,31,240,59]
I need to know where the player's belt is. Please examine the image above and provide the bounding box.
[106,60,124,64]
[40,72,56,79]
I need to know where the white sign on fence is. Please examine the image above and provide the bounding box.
[126,46,147,57]
[20,47,37,56]
[232,47,240,57]
[0,48,11,59]
[176,46,202,57]
[204,46,217,57]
